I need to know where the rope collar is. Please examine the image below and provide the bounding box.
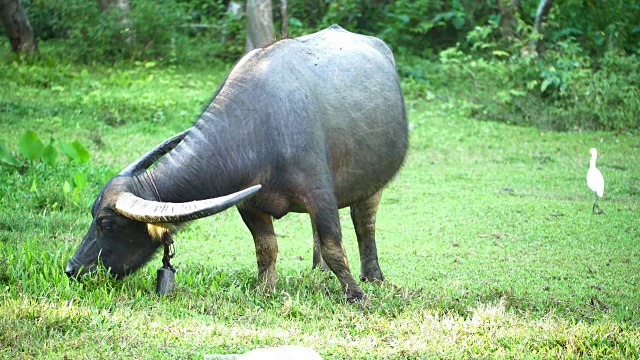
[162,241,176,272]
[146,169,176,272]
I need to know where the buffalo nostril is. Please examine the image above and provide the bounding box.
[65,262,78,278]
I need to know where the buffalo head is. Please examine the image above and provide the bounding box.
[65,131,260,278]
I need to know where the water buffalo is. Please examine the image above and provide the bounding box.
[65,25,408,301]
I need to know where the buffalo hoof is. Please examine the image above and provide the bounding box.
[256,284,276,296]
[345,286,366,303]
[360,268,385,283]
[255,272,277,295]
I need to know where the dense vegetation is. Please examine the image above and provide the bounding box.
[12,0,640,131]
[1,0,639,358]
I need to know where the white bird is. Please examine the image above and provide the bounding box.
[586,147,604,214]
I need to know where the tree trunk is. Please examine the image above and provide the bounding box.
[498,0,521,39]
[532,0,552,52]
[533,0,552,34]
[0,0,38,55]
[245,0,274,52]
[279,0,288,35]
[99,0,133,44]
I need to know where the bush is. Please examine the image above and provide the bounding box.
[405,21,640,132]
[24,0,183,63]
[286,0,501,57]
[23,0,245,64]
[547,48,640,131]
[12,0,640,132]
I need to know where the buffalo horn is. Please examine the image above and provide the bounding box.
[115,185,262,223]
[119,130,189,175]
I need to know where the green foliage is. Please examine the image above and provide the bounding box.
[16,0,640,66]
[12,0,640,132]
[59,140,90,164]
[41,138,58,167]
[38,0,126,62]
[535,44,640,131]
[290,0,640,131]
[9,130,90,167]
[538,0,640,57]
[404,19,640,132]
[286,0,499,57]
[1,130,93,205]
[0,142,21,167]
[23,0,245,64]
[18,130,44,162]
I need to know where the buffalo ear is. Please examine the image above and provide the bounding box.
[115,185,262,223]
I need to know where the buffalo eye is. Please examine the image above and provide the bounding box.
[98,218,113,231]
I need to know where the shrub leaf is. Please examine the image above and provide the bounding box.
[71,141,90,164]
[59,141,78,161]
[41,139,58,167]
[60,140,90,163]
[19,130,44,161]
[73,172,87,190]
[0,141,21,167]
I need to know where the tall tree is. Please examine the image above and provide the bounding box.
[99,0,133,44]
[531,0,552,53]
[533,0,553,35]
[245,0,274,52]
[279,0,288,35]
[498,0,521,39]
[0,0,38,55]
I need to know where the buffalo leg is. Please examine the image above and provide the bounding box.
[308,191,365,301]
[311,220,330,271]
[351,190,385,282]
[237,206,278,293]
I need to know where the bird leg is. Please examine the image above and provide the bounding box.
[592,192,602,214]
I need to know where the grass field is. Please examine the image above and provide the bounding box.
[1,58,639,359]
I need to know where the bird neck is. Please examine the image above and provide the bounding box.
[590,154,597,168]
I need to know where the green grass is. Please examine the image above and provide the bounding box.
[1,57,639,359]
